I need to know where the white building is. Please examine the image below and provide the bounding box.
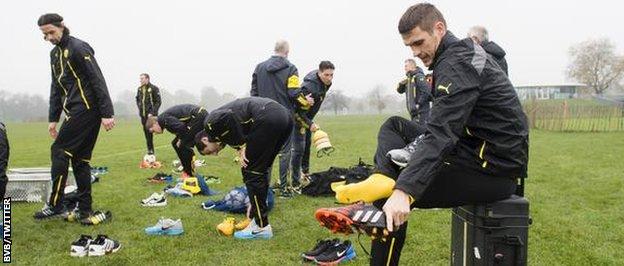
[514,84,588,101]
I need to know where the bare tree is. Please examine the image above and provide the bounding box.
[368,84,387,114]
[323,90,350,115]
[0,90,47,122]
[200,86,226,110]
[567,38,624,95]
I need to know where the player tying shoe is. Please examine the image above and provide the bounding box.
[196,97,292,240]
[145,104,208,178]
[315,3,528,265]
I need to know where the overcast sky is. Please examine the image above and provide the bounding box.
[1,0,623,99]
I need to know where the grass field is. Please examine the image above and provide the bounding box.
[5,114,624,265]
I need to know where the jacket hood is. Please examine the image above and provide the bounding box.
[406,67,424,77]
[482,41,506,58]
[266,55,291,72]
[304,70,321,85]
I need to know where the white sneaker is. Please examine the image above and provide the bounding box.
[386,134,425,168]
[141,192,167,207]
[234,224,273,240]
[70,235,93,257]
[194,159,206,167]
[88,234,121,256]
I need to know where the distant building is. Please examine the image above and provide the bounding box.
[514,84,589,101]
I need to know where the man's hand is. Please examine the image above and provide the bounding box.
[48,122,58,139]
[176,139,182,148]
[101,118,115,131]
[382,189,412,232]
[310,123,320,132]
[238,146,249,168]
[305,94,315,106]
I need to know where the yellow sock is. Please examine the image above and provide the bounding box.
[330,181,346,191]
[333,173,395,204]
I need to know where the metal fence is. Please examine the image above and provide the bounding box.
[523,100,624,132]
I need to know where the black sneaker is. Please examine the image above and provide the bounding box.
[70,235,93,257]
[291,185,303,195]
[314,240,357,265]
[279,189,293,198]
[33,205,66,220]
[80,210,112,226]
[301,238,340,262]
[88,234,121,256]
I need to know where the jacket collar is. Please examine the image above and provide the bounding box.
[429,31,458,71]
[57,34,70,48]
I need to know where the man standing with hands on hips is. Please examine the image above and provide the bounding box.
[34,13,116,226]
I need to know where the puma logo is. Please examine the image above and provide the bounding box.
[437,82,452,94]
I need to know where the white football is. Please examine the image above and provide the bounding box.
[143,154,156,163]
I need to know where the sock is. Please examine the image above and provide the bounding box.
[332,173,395,204]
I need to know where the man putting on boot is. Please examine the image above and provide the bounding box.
[195,97,293,240]
[145,104,208,178]
[34,13,115,225]
[315,3,528,265]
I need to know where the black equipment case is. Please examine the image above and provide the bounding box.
[450,179,531,265]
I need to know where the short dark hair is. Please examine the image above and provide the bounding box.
[194,130,208,152]
[140,73,150,80]
[37,13,70,35]
[398,3,446,35]
[319,61,335,71]
[144,115,158,129]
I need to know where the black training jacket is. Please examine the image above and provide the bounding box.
[481,41,508,75]
[157,104,206,147]
[250,55,300,110]
[396,67,432,122]
[135,83,161,117]
[48,34,114,122]
[203,97,281,148]
[394,32,529,200]
[293,70,331,128]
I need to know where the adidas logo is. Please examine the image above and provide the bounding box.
[352,210,383,223]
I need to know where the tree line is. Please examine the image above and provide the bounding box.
[0,85,407,122]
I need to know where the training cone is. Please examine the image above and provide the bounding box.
[312,130,335,157]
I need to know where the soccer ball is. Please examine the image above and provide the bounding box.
[144,154,156,164]
[224,188,247,208]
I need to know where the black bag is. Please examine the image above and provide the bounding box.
[301,159,374,197]
[301,167,349,197]
[450,195,530,266]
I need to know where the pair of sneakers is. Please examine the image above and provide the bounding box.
[229,219,273,240]
[70,234,121,257]
[279,185,302,198]
[216,217,251,236]
[145,218,184,236]
[141,192,167,207]
[302,238,356,265]
[147,172,173,183]
[34,205,112,226]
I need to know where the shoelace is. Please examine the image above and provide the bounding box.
[406,134,425,153]
[356,232,371,257]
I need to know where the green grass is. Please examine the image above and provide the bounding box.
[5,115,624,265]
